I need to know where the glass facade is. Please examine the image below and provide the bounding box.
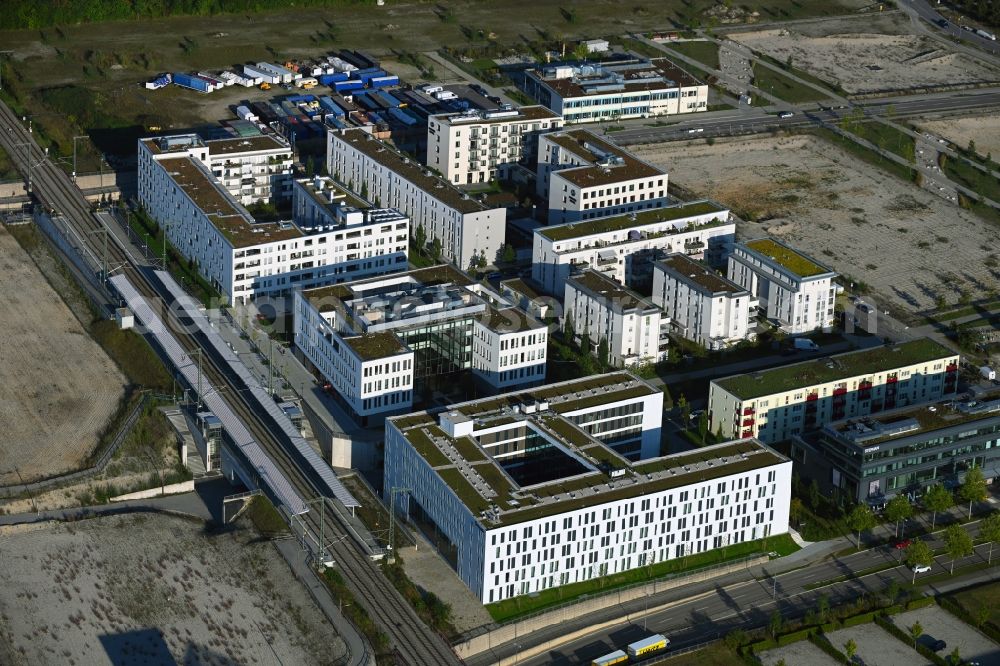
[396,316,474,378]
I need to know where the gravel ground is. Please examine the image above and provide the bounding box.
[632,134,1000,311]
[0,514,346,665]
[759,639,840,666]
[893,605,1000,666]
[917,115,1000,158]
[826,623,929,666]
[0,225,125,485]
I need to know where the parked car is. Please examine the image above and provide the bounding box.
[893,538,912,550]
[912,563,931,574]
[778,111,794,118]
[930,639,947,651]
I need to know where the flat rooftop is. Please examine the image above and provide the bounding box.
[567,270,657,312]
[481,305,546,333]
[713,338,957,400]
[546,129,664,188]
[500,278,543,302]
[331,128,490,214]
[533,57,702,100]
[156,157,302,248]
[391,378,784,524]
[343,331,409,361]
[303,264,474,307]
[742,238,833,279]
[206,135,290,155]
[296,177,375,214]
[538,200,728,243]
[432,105,561,126]
[656,254,745,294]
[825,394,1000,447]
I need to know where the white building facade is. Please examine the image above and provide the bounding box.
[727,239,837,335]
[537,129,669,225]
[385,382,788,604]
[564,270,666,367]
[652,254,755,350]
[532,200,734,296]
[524,58,708,124]
[708,338,960,444]
[328,127,506,270]
[427,106,562,185]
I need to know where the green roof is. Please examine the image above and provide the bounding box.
[743,238,831,278]
[343,331,408,361]
[439,467,492,514]
[538,200,726,242]
[567,270,657,312]
[713,338,957,400]
[408,427,451,468]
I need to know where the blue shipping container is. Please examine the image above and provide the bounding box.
[375,90,401,108]
[173,72,210,93]
[334,80,365,92]
[286,94,316,104]
[388,107,419,127]
[318,97,345,116]
[369,75,400,88]
[318,72,349,86]
[357,69,387,84]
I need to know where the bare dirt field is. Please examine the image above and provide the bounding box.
[917,115,1000,158]
[632,134,1000,311]
[0,225,125,485]
[0,513,346,666]
[730,13,1000,94]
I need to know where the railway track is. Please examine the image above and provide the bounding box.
[0,102,460,666]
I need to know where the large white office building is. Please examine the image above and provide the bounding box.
[652,254,755,350]
[727,239,838,335]
[524,58,708,124]
[708,338,960,444]
[294,265,548,429]
[536,129,669,224]
[138,138,409,304]
[426,106,563,185]
[384,374,790,604]
[564,270,667,367]
[532,200,734,296]
[327,127,506,270]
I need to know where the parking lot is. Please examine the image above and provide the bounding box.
[825,623,925,666]
[892,605,1000,666]
[759,639,840,665]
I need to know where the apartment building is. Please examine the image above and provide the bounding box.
[708,338,960,444]
[327,127,506,270]
[293,265,548,429]
[794,394,1000,502]
[137,143,409,304]
[524,58,708,124]
[532,200,734,296]
[564,270,667,367]
[426,106,563,185]
[537,129,669,224]
[138,133,292,206]
[727,239,837,335]
[385,379,788,604]
[652,254,755,350]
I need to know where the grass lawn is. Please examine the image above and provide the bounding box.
[943,155,1000,203]
[810,127,919,185]
[90,320,173,392]
[844,121,916,163]
[621,37,668,60]
[752,62,832,104]
[661,643,743,665]
[485,534,799,622]
[755,52,844,95]
[245,495,289,535]
[947,579,1000,628]
[665,41,721,70]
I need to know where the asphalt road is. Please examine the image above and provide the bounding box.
[901,0,1000,55]
[485,514,997,666]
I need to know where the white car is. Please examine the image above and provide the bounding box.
[912,564,931,574]
[687,127,704,134]
[778,111,794,119]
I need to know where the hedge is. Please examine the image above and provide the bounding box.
[939,595,1000,645]
[777,627,815,646]
[749,638,778,653]
[906,596,936,611]
[809,633,849,664]
[843,611,878,627]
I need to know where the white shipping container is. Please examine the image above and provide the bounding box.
[981,366,996,381]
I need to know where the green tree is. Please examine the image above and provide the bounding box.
[947,647,962,666]
[723,628,746,650]
[789,497,804,528]
[661,384,673,409]
[844,638,857,661]
[501,243,516,264]
[597,337,609,370]
[563,309,575,341]
[847,503,877,549]
[979,511,1000,564]
[959,467,987,519]
[698,411,709,445]
[430,236,442,261]
[908,620,923,648]
[975,602,991,628]
[905,541,934,584]
[677,393,690,425]
[885,578,900,605]
[886,494,913,539]
[944,524,973,574]
[580,331,591,356]
[414,224,427,253]
[808,479,821,510]
[923,483,953,530]
[768,609,783,638]
[572,42,589,61]
[817,593,830,623]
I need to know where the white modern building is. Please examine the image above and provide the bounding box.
[384,378,789,604]
[426,106,563,185]
[294,265,548,427]
[328,127,506,270]
[139,133,293,206]
[652,254,755,350]
[708,338,960,444]
[532,200,734,296]
[581,39,610,53]
[727,239,838,335]
[524,58,708,124]
[137,142,409,304]
[564,270,667,367]
[537,129,669,224]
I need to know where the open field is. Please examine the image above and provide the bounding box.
[0,225,125,486]
[0,513,346,665]
[730,13,1000,94]
[918,115,1000,158]
[632,134,1000,311]
[892,605,1000,666]
[0,0,870,157]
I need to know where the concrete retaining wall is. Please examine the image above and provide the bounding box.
[453,554,769,662]
[110,480,194,502]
